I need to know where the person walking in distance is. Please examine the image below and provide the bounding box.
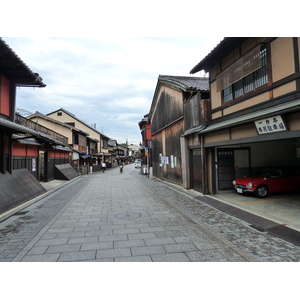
[119,161,124,173]
[102,162,106,173]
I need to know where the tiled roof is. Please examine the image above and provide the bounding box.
[158,75,209,91]
[190,37,248,74]
[0,38,46,87]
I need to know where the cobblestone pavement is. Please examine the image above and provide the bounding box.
[1,166,300,262]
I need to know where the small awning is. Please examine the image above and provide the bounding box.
[12,135,42,146]
[181,124,206,137]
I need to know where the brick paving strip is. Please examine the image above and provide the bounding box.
[1,167,300,262]
[149,179,300,262]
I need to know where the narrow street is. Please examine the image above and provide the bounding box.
[1,165,300,262]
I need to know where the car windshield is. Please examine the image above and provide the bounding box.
[260,168,282,178]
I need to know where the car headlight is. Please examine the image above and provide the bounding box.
[247,182,253,188]
[232,180,236,185]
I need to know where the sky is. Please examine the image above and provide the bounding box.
[1,1,290,147]
[2,37,223,145]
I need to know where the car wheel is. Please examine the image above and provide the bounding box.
[255,185,268,198]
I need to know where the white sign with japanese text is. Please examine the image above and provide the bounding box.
[255,115,286,134]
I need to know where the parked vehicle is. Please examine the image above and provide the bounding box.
[135,161,142,168]
[233,168,300,198]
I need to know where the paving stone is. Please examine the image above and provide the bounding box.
[73,226,100,232]
[21,253,61,262]
[46,243,81,253]
[26,246,48,255]
[58,250,96,262]
[81,241,113,251]
[139,226,166,233]
[67,236,98,245]
[115,255,152,262]
[114,239,145,249]
[128,232,157,240]
[84,229,113,237]
[56,231,86,239]
[131,245,166,256]
[155,230,186,238]
[96,248,131,259]
[144,237,176,246]
[112,227,140,235]
[35,238,69,247]
[151,252,191,262]
[163,243,199,253]
[98,234,128,243]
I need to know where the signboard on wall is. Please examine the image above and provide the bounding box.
[32,159,36,172]
[255,115,286,134]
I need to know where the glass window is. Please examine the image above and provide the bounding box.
[224,86,233,103]
[234,80,243,98]
[244,73,254,94]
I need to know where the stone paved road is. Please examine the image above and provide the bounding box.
[1,165,300,262]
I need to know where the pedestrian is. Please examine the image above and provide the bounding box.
[102,162,106,173]
[119,161,124,173]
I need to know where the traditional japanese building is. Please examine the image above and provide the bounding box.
[190,37,300,194]
[148,75,209,187]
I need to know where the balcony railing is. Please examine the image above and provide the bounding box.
[15,114,68,146]
[72,144,87,152]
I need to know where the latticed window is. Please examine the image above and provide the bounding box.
[220,46,268,103]
[234,80,243,98]
[255,48,268,88]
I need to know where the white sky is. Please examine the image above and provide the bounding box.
[1,2,291,146]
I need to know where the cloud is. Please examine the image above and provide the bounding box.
[4,37,223,145]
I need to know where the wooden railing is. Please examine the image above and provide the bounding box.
[15,114,68,145]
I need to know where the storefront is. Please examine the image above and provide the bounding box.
[201,99,300,194]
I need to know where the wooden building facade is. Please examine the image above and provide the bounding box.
[149,75,209,188]
[190,37,300,194]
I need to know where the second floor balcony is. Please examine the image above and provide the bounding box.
[15,114,68,146]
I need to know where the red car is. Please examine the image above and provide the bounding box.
[233,168,300,198]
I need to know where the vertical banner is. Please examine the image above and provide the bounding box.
[165,156,169,165]
[159,153,163,167]
[170,155,174,168]
[32,159,36,172]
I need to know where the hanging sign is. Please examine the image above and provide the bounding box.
[255,115,286,134]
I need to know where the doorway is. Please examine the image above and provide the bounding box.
[217,148,250,191]
[190,148,202,192]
